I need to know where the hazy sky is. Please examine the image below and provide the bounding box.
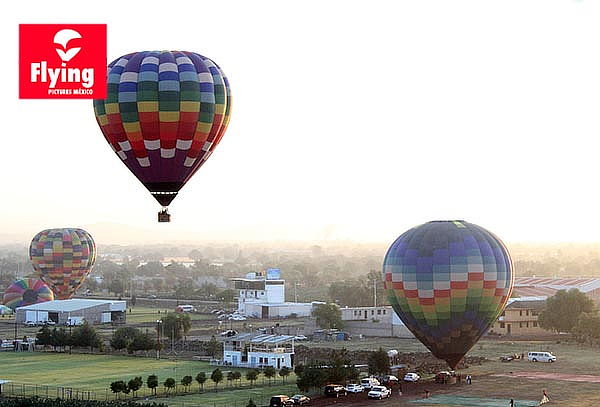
[2,0,600,245]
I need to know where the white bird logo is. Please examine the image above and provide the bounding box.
[54,29,82,66]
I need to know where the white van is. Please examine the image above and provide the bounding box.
[528,351,556,363]
[177,305,196,313]
[360,377,380,390]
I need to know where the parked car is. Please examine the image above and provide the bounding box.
[43,320,56,326]
[324,384,347,397]
[219,329,237,337]
[528,351,556,363]
[294,335,308,341]
[380,375,399,386]
[228,314,247,321]
[24,321,37,327]
[368,386,391,399]
[218,313,231,320]
[148,294,157,299]
[291,394,310,405]
[346,384,364,393]
[269,395,294,407]
[176,305,197,313]
[360,377,380,390]
[500,355,514,362]
[403,372,420,382]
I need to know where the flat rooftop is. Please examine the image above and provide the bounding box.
[226,333,295,344]
[16,299,126,312]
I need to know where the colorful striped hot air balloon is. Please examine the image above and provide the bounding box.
[383,220,514,369]
[93,51,232,222]
[29,228,96,300]
[2,278,54,310]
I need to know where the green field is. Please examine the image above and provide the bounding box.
[0,352,295,406]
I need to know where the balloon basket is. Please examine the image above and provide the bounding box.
[158,209,171,223]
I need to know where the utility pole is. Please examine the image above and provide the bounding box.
[373,278,377,308]
[156,320,162,359]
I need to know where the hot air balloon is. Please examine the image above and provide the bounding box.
[2,278,54,310]
[0,304,13,315]
[29,228,96,300]
[93,51,232,222]
[383,220,513,369]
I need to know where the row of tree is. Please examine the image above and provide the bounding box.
[37,323,102,352]
[110,367,293,399]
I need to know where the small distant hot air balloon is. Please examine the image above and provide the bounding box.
[2,278,54,310]
[383,220,514,369]
[93,51,232,222]
[29,228,96,300]
[0,304,13,315]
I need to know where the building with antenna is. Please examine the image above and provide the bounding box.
[232,269,319,318]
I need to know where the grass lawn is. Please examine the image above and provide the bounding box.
[0,352,292,400]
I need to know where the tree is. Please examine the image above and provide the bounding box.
[279,367,291,383]
[296,365,328,393]
[232,371,242,386]
[110,381,127,399]
[163,377,176,395]
[195,372,207,392]
[71,322,102,351]
[263,366,276,385]
[245,369,259,386]
[226,371,235,387]
[367,347,390,376]
[573,312,600,345]
[181,375,192,392]
[538,289,596,333]
[146,375,159,395]
[313,303,344,329]
[246,399,257,407]
[110,327,135,351]
[36,326,53,347]
[211,368,223,391]
[161,313,191,340]
[217,289,236,304]
[110,279,125,296]
[51,327,71,352]
[205,335,221,357]
[128,377,142,397]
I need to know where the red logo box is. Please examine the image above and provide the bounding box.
[19,24,107,99]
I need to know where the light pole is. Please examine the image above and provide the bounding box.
[156,320,162,360]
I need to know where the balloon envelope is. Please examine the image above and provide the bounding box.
[2,278,54,310]
[93,50,232,207]
[29,228,96,300]
[383,220,514,368]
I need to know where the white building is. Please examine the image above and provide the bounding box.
[222,333,295,369]
[16,299,126,325]
[306,305,414,338]
[232,269,315,318]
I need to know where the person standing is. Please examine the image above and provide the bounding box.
[509,398,515,407]
[540,389,550,405]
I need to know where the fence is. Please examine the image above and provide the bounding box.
[0,379,296,407]
[0,382,98,401]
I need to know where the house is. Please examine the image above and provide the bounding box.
[221,333,295,369]
[305,305,414,338]
[232,269,316,318]
[489,297,548,336]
